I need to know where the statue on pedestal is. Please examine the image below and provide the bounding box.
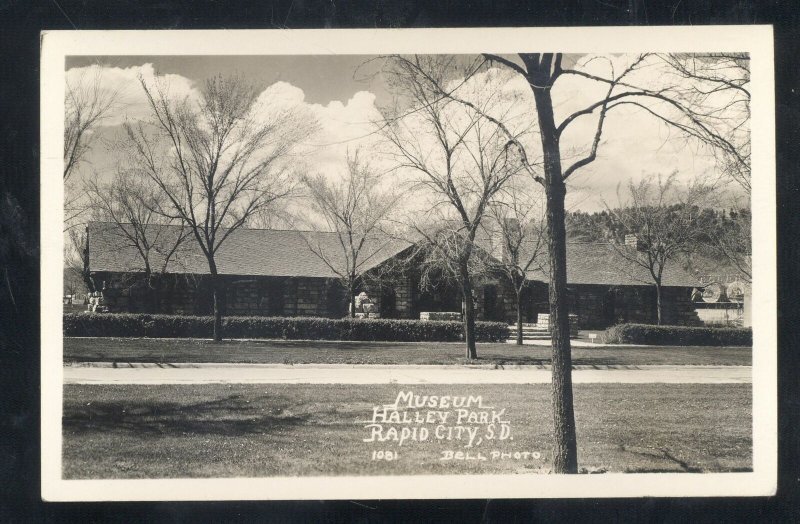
[350,291,380,318]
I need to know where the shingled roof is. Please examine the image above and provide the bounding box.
[522,242,700,288]
[88,222,699,287]
[87,222,412,279]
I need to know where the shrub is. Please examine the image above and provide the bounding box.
[63,313,508,342]
[63,313,213,338]
[600,323,752,346]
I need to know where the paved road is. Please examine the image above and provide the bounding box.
[63,363,751,385]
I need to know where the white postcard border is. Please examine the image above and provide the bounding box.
[41,26,777,501]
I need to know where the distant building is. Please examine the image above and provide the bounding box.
[84,222,701,329]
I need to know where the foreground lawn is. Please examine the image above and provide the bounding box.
[63,383,751,478]
[64,337,752,366]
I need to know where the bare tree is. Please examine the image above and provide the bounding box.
[85,169,191,311]
[64,72,119,236]
[381,55,526,359]
[415,52,750,473]
[65,225,93,294]
[411,221,496,317]
[63,71,119,300]
[660,53,752,280]
[124,74,317,340]
[607,172,713,324]
[64,71,118,182]
[301,151,401,318]
[63,261,85,299]
[660,53,751,193]
[487,184,547,344]
[64,180,102,297]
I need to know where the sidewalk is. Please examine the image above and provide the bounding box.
[63,362,751,385]
[507,338,648,348]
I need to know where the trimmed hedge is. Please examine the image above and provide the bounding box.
[600,323,752,346]
[63,313,509,342]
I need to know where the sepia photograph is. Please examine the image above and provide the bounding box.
[40,27,776,500]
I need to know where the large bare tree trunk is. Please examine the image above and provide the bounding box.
[461,270,477,359]
[349,278,357,319]
[515,290,524,345]
[655,282,663,325]
[148,272,162,314]
[208,260,223,342]
[81,233,95,293]
[530,67,579,474]
[143,264,157,314]
[545,177,578,473]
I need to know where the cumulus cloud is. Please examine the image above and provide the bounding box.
[208,78,388,179]
[65,63,387,183]
[254,81,306,107]
[66,63,200,127]
[65,56,726,214]
[446,57,719,211]
[296,90,387,179]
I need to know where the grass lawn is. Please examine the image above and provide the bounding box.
[63,337,752,366]
[63,383,751,478]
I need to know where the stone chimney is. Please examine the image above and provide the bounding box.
[494,218,521,262]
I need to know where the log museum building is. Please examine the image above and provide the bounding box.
[83,222,701,330]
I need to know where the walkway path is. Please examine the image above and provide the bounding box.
[511,339,648,348]
[63,363,751,385]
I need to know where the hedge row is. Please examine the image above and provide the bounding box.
[63,313,509,342]
[601,323,752,346]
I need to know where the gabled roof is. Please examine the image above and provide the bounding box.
[521,242,701,288]
[88,222,699,287]
[87,222,412,279]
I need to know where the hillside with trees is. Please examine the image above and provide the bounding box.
[566,206,751,282]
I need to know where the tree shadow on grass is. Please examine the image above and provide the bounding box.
[63,393,310,438]
[622,446,703,473]
[630,466,753,473]
[620,445,751,473]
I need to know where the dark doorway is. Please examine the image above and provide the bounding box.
[412,283,462,318]
[380,285,396,318]
[525,282,549,323]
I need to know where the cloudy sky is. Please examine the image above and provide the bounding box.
[65,54,734,214]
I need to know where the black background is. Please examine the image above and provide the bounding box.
[1,1,798,521]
